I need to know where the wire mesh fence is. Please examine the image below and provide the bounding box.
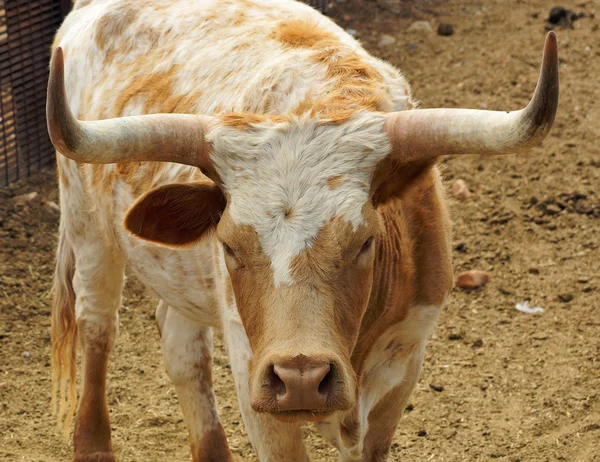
[0,0,70,186]
[0,0,326,187]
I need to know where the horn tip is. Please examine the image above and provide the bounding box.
[544,31,558,56]
[47,45,70,154]
[51,46,65,71]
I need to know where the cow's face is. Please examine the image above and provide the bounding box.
[216,204,379,420]
[124,112,403,420]
[210,113,391,419]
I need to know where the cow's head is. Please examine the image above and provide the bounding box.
[47,33,559,421]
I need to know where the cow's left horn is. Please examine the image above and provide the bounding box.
[384,32,559,160]
[47,47,216,171]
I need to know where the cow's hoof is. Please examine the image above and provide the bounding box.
[74,452,116,462]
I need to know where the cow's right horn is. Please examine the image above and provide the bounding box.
[47,47,216,173]
[384,32,559,161]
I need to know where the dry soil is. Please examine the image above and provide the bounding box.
[1,0,599,461]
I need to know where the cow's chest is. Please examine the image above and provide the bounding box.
[122,236,220,325]
[315,304,442,459]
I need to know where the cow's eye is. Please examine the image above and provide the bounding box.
[358,237,374,256]
[223,242,235,257]
[223,242,245,270]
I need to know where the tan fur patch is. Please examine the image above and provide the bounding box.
[115,162,166,196]
[220,113,289,130]
[287,47,388,123]
[274,20,338,49]
[291,93,314,116]
[94,4,139,52]
[231,42,251,51]
[273,20,388,122]
[114,66,179,116]
[327,175,344,190]
[56,159,70,189]
[232,10,246,26]
[89,164,115,194]
[310,50,387,123]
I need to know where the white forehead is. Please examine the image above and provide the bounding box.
[209,112,390,286]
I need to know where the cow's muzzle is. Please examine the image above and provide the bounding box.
[251,354,354,421]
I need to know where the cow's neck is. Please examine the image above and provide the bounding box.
[351,168,453,375]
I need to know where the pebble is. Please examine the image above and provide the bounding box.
[12,192,38,205]
[417,429,427,437]
[437,23,454,36]
[0,382,6,389]
[346,28,357,36]
[456,270,489,289]
[547,7,584,29]
[452,179,471,200]
[407,20,433,34]
[558,293,573,303]
[45,201,60,212]
[528,267,540,275]
[454,242,466,253]
[22,351,31,359]
[430,384,444,392]
[548,7,574,24]
[472,339,484,348]
[377,34,396,48]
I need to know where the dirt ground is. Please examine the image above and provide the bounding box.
[1,0,599,461]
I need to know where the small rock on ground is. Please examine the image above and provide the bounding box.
[407,20,433,34]
[452,179,471,200]
[437,23,454,36]
[558,293,574,303]
[456,270,489,289]
[377,34,396,48]
[12,192,38,205]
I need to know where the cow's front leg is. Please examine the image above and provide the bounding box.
[224,320,309,462]
[358,345,425,462]
[335,345,425,462]
[340,305,442,462]
[159,303,233,462]
[72,247,125,462]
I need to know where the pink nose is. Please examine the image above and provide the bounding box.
[269,356,333,411]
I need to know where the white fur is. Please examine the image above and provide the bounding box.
[210,113,391,286]
[161,304,222,440]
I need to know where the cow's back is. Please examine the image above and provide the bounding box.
[58,0,411,121]
[54,0,413,202]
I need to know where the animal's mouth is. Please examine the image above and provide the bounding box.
[269,409,335,423]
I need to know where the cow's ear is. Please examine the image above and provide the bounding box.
[124,181,226,247]
[370,157,438,207]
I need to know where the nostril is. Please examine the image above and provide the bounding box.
[317,363,334,395]
[268,364,286,396]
